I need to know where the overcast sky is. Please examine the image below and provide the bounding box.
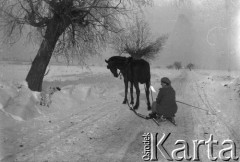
[1,0,240,70]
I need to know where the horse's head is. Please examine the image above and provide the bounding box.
[105,58,119,77]
[105,56,128,78]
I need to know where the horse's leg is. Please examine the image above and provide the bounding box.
[145,81,151,110]
[122,79,128,104]
[133,81,140,110]
[130,82,134,105]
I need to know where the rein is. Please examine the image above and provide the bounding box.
[144,85,210,114]
[176,100,210,113]
[126,98,160,126]
[126,99,149,119]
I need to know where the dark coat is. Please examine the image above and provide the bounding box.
[155,86,178,117]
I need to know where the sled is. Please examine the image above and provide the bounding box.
[129,107,177,126]
[127,100,176,126]
[128,105,177,126]
[151,116,177,126]
[167,118,177,126]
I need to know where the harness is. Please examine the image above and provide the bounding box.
[110,58,158,122]
[118,71,122,79]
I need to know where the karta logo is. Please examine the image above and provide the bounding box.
[142,133,239,161]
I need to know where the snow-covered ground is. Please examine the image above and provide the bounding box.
[0,64,240,162]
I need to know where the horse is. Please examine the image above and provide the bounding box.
[105,56,151,110]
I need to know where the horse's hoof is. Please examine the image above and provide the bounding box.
[147,106,151,111]
[130,101,134,105]
[133,105,139,110]
[122,100,127,104]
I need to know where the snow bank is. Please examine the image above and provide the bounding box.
[0,77,105,121]
[231,77,240,86]
[229,77,240,95]
[65,84,93,101]
[0,81,42,121]
[49,83,104,112]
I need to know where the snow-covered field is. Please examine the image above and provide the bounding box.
[0,64,240,162]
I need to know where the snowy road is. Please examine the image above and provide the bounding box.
[1,67,240,162]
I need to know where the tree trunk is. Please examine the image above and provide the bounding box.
[26,17,69,91]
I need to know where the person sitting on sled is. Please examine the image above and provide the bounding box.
[148,77,178,123]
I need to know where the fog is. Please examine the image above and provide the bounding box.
[148,0,240,70]
[1,0,240,70]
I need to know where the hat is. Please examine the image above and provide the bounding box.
[161,77,171,85]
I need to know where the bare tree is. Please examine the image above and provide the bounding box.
[173,61,182,70]
[0,0,152,91]
[111,16,168,60]
[186,63,194,71]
